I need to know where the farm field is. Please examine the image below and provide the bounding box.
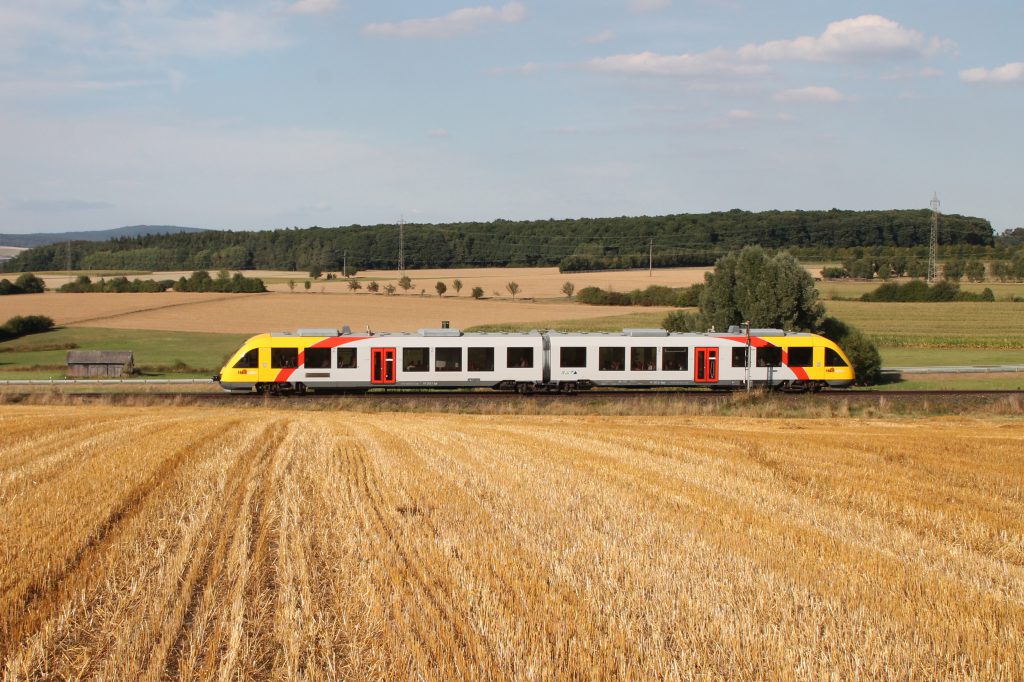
[0,290,667,335]
[0,327,248,379]
[2,267,1021,384]
[4,266,717,298]
[1,405,1021,678]
[823,301,1024,348]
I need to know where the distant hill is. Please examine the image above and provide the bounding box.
[0,225,208,248]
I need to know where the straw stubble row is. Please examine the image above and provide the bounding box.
[0,406,1021,680]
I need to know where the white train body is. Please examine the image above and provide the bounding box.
[215,326,855,393]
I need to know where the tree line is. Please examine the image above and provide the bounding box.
[2,209,997,274]
[820,250,1024,282]
[0,273,45,295]
[58,271,266,293]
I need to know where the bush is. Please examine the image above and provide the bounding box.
[171,271,266,293]
[0,315,55,341]
[818,317,882,386]
[860,280,995,303]
[471,286,484,299]
[662,310,702,332]
[575,284,703,307]
[0,273,46,295]
[820,266,849,279]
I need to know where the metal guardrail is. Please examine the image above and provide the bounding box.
[0,378,215,385]
[882,365,1024,375]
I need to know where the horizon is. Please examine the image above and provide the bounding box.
[1,1,1021,234]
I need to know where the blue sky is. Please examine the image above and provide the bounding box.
[1,0,1021,234]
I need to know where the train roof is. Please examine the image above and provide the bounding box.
[264,326,817,339]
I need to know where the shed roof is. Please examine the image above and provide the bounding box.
[67,350,134,364]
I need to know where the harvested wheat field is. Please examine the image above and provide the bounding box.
[18,266,715,297]
[0,291,658,334]
[2,405,1022,679]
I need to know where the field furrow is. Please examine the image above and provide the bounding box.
[1,405,1021,680]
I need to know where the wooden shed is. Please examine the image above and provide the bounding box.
[67,350,135,378]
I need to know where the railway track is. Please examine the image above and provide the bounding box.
[2,388,1021,403]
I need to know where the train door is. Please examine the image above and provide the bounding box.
[256,347,274,382]
[371,348,396,384]
[694,347,718,384]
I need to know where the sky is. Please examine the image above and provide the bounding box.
[0,0,1021,234]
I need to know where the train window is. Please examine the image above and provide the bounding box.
[560,347,587,368]
[233,348,259,368]
[599,347,625,371]
[270,348,298,369]
[731,347,748,367]
[337,348,357,369]
[435,347,462,372]
[662,347,688,371]
[404,347,429,372]
[631,347,657,371]
[756,347,782,367]
[825,348,849,367]
[304,347,331,369]
[507,347,534,368]
[468,347,494,372]
[788,347,814,367]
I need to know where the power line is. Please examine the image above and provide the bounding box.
[928,192,940,284]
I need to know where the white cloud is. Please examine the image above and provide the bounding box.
[627,0,671,13]
[489,62,541,75]
[738,15,955,63]
[0,78,152,95]
[286,0,341,15]
[880,66,945,81]
[960,62,1024,84]
[773,86,845,103]
[0,5,98,60]
[727,109,758,120]
[364,2,525,39]
[583,15,950,81]
[585,30,615,45]
[9,198,113,212]
[429,129,450,137]
[587,50,769,78]
[115,10,291,57]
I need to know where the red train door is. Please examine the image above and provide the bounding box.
[694,347,718,383]
[371,348,396,384]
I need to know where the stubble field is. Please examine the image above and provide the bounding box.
[2,405,1022,679]
[0,290,666,335]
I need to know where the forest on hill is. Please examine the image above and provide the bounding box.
[0,225,206,248]
[1,209,996,274]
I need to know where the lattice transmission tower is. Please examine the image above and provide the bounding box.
[927,192,940,284]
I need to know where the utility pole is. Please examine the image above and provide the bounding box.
[648,238,653,277]
[928,192,940,284]
[343,250,347,278]
[398,216,406,274]
[744,321,751,393]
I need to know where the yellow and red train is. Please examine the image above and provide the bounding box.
[215,326,855,394]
